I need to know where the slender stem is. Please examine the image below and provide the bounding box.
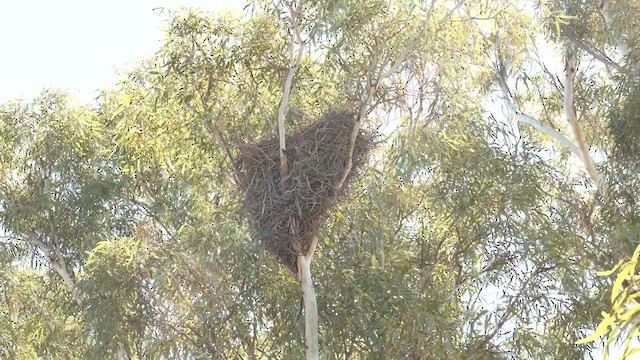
[564,31,623,71]
[467,266,553,360]
[334,41,414,194]
[563,58,606,189]
[277,0,305,180]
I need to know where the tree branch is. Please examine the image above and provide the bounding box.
[511,101,581,157]
[273,3,319,359]
[495,68,581,158]
[333,39,415,197]
[26,230,81,305]
[564,58,606,189]
[467,265,554,360]
[297,254,318,359]
[564,31,623,71]
[277,0,306,180]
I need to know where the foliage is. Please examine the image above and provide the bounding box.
[577,243,640,359]
[0,0,639,359]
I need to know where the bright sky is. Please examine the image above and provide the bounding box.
[0,0,243,103]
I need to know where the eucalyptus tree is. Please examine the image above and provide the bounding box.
[1,0,639,359]
[0,92,136,358]
[478,0,640,357]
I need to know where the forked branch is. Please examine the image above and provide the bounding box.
[495,58,581,157]
[496,56,605,190]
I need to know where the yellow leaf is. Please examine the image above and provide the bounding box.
[619,304,640,322]
[576,312,615,344]
[632,244,640,261]
[597,259,625,277]
[619,347,640,360]
[613,265,635,303]
[628,291,640,302]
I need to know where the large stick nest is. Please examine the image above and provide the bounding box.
[235,111,374,274]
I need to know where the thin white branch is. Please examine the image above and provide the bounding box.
[564,58,606,189]
[277,0,306,178]
[334,41,415,194]
[333,0,455,195]
[26,231,81,305]
[496,39,606,190]
[273,3,320,360]
[496,65,581,157]
[506,101,581,158]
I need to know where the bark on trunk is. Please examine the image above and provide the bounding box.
[298,254,319,360]
[276,3,318,357]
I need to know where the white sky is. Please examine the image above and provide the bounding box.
[0,0,243,103]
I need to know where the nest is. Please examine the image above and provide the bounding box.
[235,111,374,274]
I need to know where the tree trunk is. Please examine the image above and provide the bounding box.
[298,254,319,360]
